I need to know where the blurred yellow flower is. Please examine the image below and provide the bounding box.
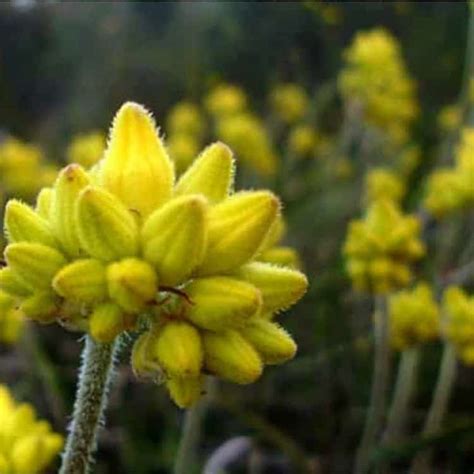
[0,385,63,473]
[0,290,24,344]
[204,84,247,118]
[166,101,205,138]
[287,124,319,157]
[437,105,461,133]
[270,83,309,124]
[67,131,106,169]
[389,283,440,350]
[365,168,405,204]
[166,133,200,175]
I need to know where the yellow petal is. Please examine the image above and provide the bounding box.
[166,376,204,408]
[89,302,125,343]
[100,102,174,218]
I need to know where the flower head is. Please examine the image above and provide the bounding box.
[0,384,63,473]
[1,102,307,407]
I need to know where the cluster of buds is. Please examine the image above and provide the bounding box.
[443,287,474,364]
[344,200,425,293]
[0,290,23,344]
[0,385,63,473]
[0,102,307,407]
[338,28,418,146]
[364,168,405,205]
[424,128,474,217]
[269,83,309,124]
[165,102,205,174]
[0,137,57,200]
[66,131,106,169]
[388,283,440,350]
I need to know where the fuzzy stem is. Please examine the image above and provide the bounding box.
[383,348,421,445]
[410,344,457,474]
[354,295,391,474]
[60,335,120,474]
[174,378,217,474]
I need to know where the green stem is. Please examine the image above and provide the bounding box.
[60,335,120,474]
[174,377,217,474]
[354,295,391,474]
[410,344,457,474]
[383,348,421,446]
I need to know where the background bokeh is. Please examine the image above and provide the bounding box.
[0,2,473,473]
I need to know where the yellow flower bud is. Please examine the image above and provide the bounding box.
[185,276,262,331]
[203,330,262,384]
[240,319,297,364]
[166,376,204,409]
[0,267,32,297]
[11,435,42,473]
[142,195,208,286]
[107,258,158,312]
[53,259,107,304]
[20,292,58,323]
[260,214,286,251]
[50,164,90,257]
[235,262,308,313]
[5,242,67,291]
[35,187,53,220]
[4,200,57,247]
[89,302,125,342]
[131,331,160,378]
[258,246,301,269]
[100,102,174,218]
[76,186,139,262]
[153,321,203,378]
[174,142,234,204]
[197,191,279,275]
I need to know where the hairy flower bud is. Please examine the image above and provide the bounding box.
[0,267,32,297]
[50,164,90,257]
[20,292,59,323]
[235,262,308,312]
[258,246,301,269]
[4,200,57,247]
[5,243,66,291]
[142,195,208,285]
[76,186,139,262]
[166,376,204,409]
[240,319,297,364]
[203,330,262,384]
[53,259,107,304]
[100,102,174,218]
[153,321,203,378]
[197,191,279,275]
[174,142,234,203]
[185,276,262,331]
[35,187,53,220]
[131,331,160,378]
[107,258,158,312]
[89,302,124,343]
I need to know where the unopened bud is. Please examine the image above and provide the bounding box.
[166,376,204,408]
[89,302,125,343]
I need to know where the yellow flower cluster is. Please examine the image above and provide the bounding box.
[389,283,440,350]
[0,102,307,408]
[287,124,319,158]
[269,83,310,124]
[166,102,205,174]
[344,200,425,293]
[0,138,57,199]
[365,168,405,204]
[67,131,106,169]
[0,290,24,344]
[0,385,63,473]
[339,28,418,145]
[424,128,474,217]
[443,287,474,365]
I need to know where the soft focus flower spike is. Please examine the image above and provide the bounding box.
[5,242,66,292]
[166,376,204,409]
[75,186,139,262]
[100,101,174,218]
[236,262,308,313]
[50,164,90,257]
[53,259,107,304]
[89,302,125,343]
[197,191,280,275]
[240,319,297,364]
[203,330,262,384]
[153,321,203,378]
[142,195,208,286]
[5,200,57,248]
[185,276,262,331]
[107,258,157,312]
[174,142,234,204]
